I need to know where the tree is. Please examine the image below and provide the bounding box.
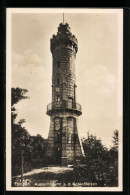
[107,130,119,186]
[11,87,29,124]
[30,134,48,168]
[11,87,48,177]
[81,133,110,185]
[11,87,30,176]
[109,130,119,162]
[11,87,29,107]
[81,130,119,187]
[112,129,118,151]
[82,134,108,166]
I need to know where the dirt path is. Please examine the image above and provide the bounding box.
[13,166,74,178]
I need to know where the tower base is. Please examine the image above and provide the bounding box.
[46,112,84,166]
[61,157,68,166]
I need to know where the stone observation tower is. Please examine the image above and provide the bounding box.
[46,22,83,166]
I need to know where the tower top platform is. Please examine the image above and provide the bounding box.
[58,23,71,33]
[50,23,78,53]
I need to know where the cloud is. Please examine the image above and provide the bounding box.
[77,64,118,100]
[12,50,52,138]
[12,51,23,66]
[22,50,41,68]
[12,50,42,70]
[12,50,45,86]
[77,63,119,143]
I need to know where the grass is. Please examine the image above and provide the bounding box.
[12,168,97,187]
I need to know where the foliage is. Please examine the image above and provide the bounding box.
[108,130,118,186]
[11,87,29,107]
[111,129,118,152]
[11,87,47,176]
[76,131,119,187]
[82,134,108,166]
[11,87,30,175]
[30,134,48,168]
[12,123,31,175]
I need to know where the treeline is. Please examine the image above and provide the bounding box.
[11,88,47,176]
[74,130,118,187]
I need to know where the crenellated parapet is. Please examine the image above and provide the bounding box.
[50,23,78,53]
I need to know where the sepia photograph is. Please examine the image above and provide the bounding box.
[6,8,123,191]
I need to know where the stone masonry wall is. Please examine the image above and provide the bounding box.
[46,112,83,165]
[52,48,76,104]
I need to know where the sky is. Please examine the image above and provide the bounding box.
[11,10,123,148]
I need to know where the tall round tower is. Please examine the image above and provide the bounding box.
[46,23,83,166]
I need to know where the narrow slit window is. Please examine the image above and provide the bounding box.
[57,95,60,102]
[57,132,60,140]
[57,78,60,85]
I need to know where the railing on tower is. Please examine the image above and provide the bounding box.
[47,100,82,115]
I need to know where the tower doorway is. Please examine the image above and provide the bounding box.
[54,117,62,165]
[55,147,61,165]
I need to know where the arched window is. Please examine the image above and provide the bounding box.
[54,117,61,131]
[57,95,60,102]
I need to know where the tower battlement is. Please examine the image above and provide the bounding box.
[50,23,78,53]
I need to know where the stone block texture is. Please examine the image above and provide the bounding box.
[46,23,83,166]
